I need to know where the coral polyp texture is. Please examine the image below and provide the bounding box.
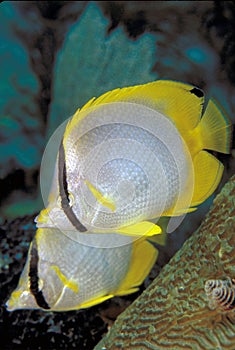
[95,175,235,350]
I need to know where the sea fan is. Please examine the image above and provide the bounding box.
[47,2,157,137]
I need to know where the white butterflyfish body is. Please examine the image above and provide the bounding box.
[38,80,232,238]
[7,80,232,312]
[6,228,158,312]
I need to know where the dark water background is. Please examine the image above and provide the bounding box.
[0,1,235,349]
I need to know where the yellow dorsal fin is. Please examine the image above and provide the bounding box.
[196,98,232,154]
[83,80,205,131]
[117,221,162,237]
[191,150,224,207]
[114,239,158,296]
[84,180,116,212]
[65,80,205,139]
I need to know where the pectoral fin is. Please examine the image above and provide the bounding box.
[84,179,116,212]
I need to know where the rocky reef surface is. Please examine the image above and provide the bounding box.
[95,175,235,349]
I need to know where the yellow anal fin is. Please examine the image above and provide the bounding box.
[117,221,162,237]
[115,287,139,296]
[78,294,113,309]
[172,207,198,215]
[147,232,167,246]
[198,98,232,154]
[84,180,116,212]
[51,265,79,294]
[191,150,224,207]
[114,239,158,296]
[164,204,198,216]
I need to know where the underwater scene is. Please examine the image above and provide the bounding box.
[0,1,235,349]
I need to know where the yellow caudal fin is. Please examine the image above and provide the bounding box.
[114,239,158,296]
[117,221,162,237]
[191,150,224,207]
[198,99,232,154]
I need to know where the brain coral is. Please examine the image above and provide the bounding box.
[95,175,235,350]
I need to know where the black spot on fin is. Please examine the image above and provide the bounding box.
[190,87,204,98]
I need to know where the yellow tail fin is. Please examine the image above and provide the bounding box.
[198,99,232,154]
[114,239,158,296]
[191,150,224,206]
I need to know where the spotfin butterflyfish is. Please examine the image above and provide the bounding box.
[6,228,161,311]
[6,80,232,312]
[37,80,232,238]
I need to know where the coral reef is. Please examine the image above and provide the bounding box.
[95,175,235,350]
[1,2,235,349]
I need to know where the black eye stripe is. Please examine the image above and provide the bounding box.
[58,142,87,232]
[29,239,50,310]
[58,142,71,209]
